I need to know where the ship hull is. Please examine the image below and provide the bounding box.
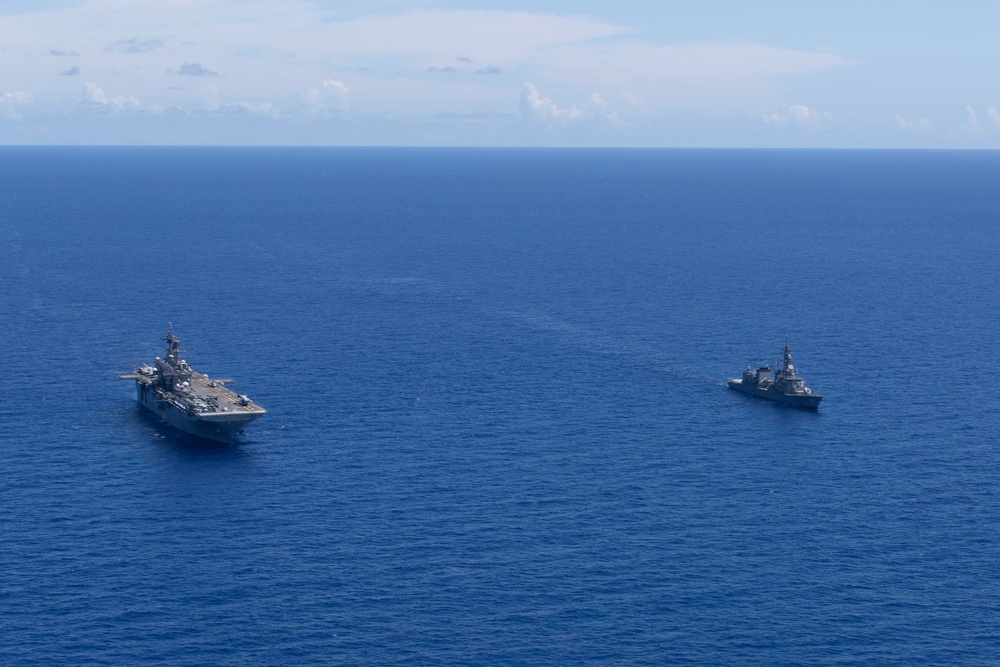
[135,383,263,443]
[727,379,823,410]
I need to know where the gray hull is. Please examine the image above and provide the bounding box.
[727,379,822,410]
[136,383,262,443]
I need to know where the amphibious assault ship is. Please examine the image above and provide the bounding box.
[728,341,823,410]
[119,326,266,442]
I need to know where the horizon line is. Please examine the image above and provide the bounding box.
[2,144,998,151]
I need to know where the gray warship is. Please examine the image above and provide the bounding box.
[728,341,823,410]
[119,326,266,443]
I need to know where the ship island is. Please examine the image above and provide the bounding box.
[728,341,823,410]
[119,326,266,442]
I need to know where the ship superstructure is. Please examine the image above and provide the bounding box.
[119,326,266,442]
[728,341,823,410]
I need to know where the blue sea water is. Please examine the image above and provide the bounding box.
[1,147,999,665]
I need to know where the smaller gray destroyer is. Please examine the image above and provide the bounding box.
[119,326,266,442]
[728,341,823,410]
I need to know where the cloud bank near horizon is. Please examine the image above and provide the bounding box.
[0,1,996,147]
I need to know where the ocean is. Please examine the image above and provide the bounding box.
[1,147,998,665]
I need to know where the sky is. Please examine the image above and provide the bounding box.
[1,0,999,147]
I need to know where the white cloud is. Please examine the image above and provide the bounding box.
[519,83,586,122]
[588,93,623,125]
[323,79,349,96]
[297,9,630,61]
[540,40,849,96]
[219,101,278,118]
[963,105,987,136]
[895,114,933,134]
[520,83,564,121]
[83,82,140,112]
[963,106,1000,137]
[762,103,832,130]
[519,83,627,125]
[0,4,850,110]
[622,90,648,112]
[83,81,107,105]
[1,90,34,120]
[302,79,350,117]
[0,1,861,144]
